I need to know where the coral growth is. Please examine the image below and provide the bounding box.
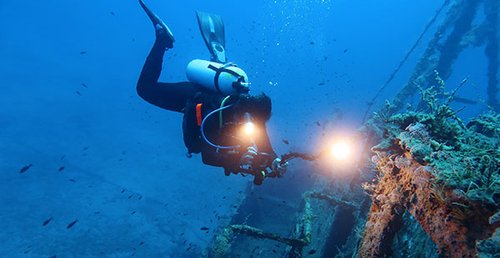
[359,148,498,257]
[359,82,499,257]
[368,82,499,205]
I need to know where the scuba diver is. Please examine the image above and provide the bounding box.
[136,0,287,185]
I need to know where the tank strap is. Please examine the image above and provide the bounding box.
[207,64,243,94]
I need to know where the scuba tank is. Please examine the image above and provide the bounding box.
[187,11,250,95]
[186,59,249,95]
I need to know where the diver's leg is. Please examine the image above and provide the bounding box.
[137,38,197,113]
[136,0,172,89]
[136,1,196,112]
[137,35,167,91]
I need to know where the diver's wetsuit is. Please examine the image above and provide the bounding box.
[137,38,277,174]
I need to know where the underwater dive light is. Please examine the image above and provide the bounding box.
[279,135,356,161]
[329,140,352,161]
[241,113,257,138]
[320,133,361,175]
[243,122,256,136]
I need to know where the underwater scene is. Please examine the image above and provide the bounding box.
[1,0,499,257]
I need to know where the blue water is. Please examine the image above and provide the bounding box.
[0,0,494,256]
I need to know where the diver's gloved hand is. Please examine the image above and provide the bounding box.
[271,158,288,177]
[239,146,258,170]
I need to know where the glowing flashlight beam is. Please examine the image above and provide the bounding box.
[330,140,352,161]
[242,122,256,136]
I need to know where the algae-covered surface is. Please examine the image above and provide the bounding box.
[361,77,499,256]
[368,79,499,207]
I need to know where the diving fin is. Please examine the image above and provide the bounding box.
[139,0,175,48]
[196,11,226,63]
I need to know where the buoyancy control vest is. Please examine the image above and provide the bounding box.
[182,92,226,154]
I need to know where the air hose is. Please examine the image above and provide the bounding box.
[200,104,239,149]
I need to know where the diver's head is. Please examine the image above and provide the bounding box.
[236,93,272,122]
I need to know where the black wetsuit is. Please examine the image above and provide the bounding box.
[137,39,276,174]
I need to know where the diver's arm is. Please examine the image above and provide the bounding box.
[257,125,288,177]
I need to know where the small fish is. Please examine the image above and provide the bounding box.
[66,219,78,229]
[81,83,88,88]
[19,164,33,173]
[309,41,315,45]
[42,217,53,226]
[200,227,209,231]
[68,179,76,182]
[80,51,87,55]
[76,91,82,96]
[128,195,133,199]
[308,249,317,254]
[315,121,321,126]
[110,11,115,16]
[49,255,57,258]
[83,147,89,151]
[121,189,125,193]
[282,139,289,145]
[139,241,144,246]
[131,211,136,215]
[343,48,348,53]
[58,166,65,172]
[318,82,325,86]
